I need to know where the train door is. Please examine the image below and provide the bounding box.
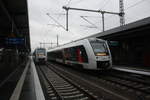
[77,47,83,63]
[76,46,88,63]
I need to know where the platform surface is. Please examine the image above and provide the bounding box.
[113,65,150,76]
[9,57,45,100]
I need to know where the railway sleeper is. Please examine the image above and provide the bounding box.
[60,90,81,96]
[51,96,58,100]
[63,93,85,99]
[47,90,53,94]
[53,84,71,88]
[56,86,74,90]
[58,88,77,93]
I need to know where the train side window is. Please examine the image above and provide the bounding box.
[56,50,63,59]
[0,49,2,62]
[64,46,88,62]
[0,53,2,62]
[70,47,77,61]
[64,48,70,60]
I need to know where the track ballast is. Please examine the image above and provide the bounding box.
[37,65,98,100]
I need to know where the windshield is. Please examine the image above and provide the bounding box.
[90,40,108,55]
[37,49,46,54]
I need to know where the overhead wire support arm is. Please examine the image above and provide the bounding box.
[63,6,99,13]
[62,6,123,32]
[63,6,121,15]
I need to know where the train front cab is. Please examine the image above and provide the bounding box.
[34,48,47,64]
[87,39,112,70]
[36,58,47,64]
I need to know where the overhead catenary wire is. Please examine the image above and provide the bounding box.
[66,0,72,6]
[105,0,148,19]
[65,0,86,6]
[47,24,62,27]
[48,13,66,21]
[125,0,148,10]
[100,0,148,27]
[80,15,101,29]
[99,0,111,10]
[46,13,78,37]
[122,0,148,24]
[46,13,66,31]
[50,13,66,15]
[80,16,98,28]
[71,0,85,5]
[80,15,117,27]
[81,15,101,18]
[62,0,148,33]
[80,25,97,28]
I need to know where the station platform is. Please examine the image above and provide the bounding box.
[7,58,150,100]
[9,57,45,100]
[112,65,150,76]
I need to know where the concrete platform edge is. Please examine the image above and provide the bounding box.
[31,57,45,100]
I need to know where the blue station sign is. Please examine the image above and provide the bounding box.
[6,37,25,45]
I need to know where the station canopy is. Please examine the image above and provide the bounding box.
[0,0,30,52]
[87,17,150,39]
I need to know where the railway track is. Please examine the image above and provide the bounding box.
[46,62,150,100]
[37,65,98,100]
[98,72,150,99]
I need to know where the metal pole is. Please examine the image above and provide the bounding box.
[40,42,41,48]
[66,9,68,31]
[119,0,125,26]
[102,12,105,32]
[57,35,59,46]
[44,43,45,48]
[51,42,52,48]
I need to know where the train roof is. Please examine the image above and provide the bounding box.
[47,38,105,52]
[33,48,46,52]
[36,48,46,50]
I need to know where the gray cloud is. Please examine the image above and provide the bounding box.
[28,0,150,51]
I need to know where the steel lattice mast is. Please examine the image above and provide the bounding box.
[119,0,125,26]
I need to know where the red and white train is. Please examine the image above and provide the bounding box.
[47,38,112,70]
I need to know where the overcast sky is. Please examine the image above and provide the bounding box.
[27,0,150,51]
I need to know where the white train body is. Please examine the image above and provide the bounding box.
[47,38,112,70]
[33,48,47,63]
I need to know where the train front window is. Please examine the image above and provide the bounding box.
[90,40,108,56]
[37,49,46,55]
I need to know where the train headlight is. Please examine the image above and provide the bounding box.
[96,53,107,56]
